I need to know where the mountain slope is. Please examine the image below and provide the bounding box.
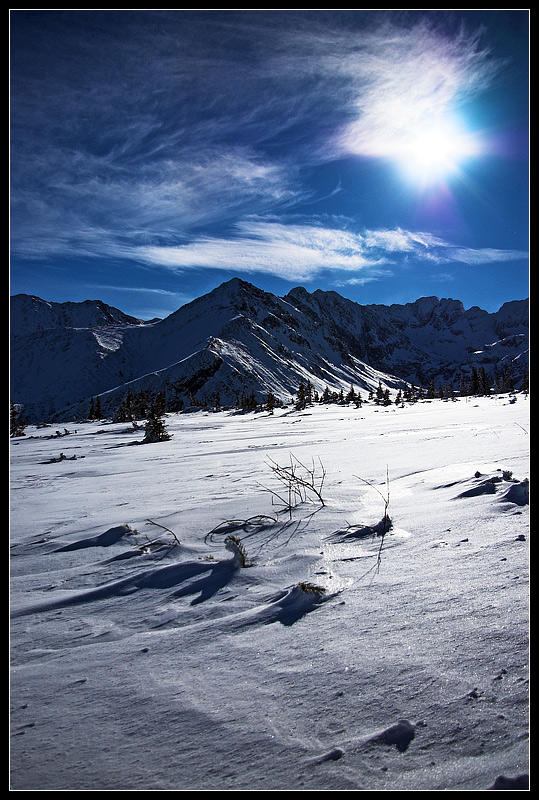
[286,288,528,387]
[10,279,528,422]
[10,294,150,333]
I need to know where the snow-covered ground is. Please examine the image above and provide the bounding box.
[10,395,529,790]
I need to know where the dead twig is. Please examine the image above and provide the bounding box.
[262,453,326,518]
[204,515,278,545]
[146,519,182,547]
[352,466,391,580]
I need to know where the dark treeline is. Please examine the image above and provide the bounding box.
[9,361,526,437]
[83,362,529,424]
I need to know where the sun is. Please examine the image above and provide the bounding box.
[396,120,480,186]
[342,110,481,188]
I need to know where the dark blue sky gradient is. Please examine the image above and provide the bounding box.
[10,10,528,319]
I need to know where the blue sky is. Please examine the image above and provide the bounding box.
[10,10,529,319]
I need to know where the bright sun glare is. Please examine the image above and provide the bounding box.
[397,120,480,185]
[343,110,482,188]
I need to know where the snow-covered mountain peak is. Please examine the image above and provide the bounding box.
[10,280,528,423]
[10,293,147,334]
[286,286,311,301]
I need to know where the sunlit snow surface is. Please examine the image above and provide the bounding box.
[10,396,529,790]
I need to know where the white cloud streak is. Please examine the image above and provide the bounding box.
[134,221,527,283]
[136,221,382,282]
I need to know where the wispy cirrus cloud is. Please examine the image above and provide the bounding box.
[360,227,528,269]
[10,147,303,261]
[135,221,383,282]
[331,19,499,160]
[362,228,448,253]
[432,246,529,266]
[10,11,502,265]
[86,284,194,319]
[134,220,527,283]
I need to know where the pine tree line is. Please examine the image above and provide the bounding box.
[52,360,533,427]
[87,395,103,420]
[294,363,528,410]
[9,357,529,435]
[111,388,167,423]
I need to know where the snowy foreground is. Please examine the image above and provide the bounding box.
[10,396,529,791]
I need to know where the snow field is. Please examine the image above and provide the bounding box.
[10,394,529,790]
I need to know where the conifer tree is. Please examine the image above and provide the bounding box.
[469,366,479,395]
[295,379,306,410]
[132,389,149,419]
[143,402,171,443]
[152,390,167,416]
[502,366,515,393]
[10,402,26,437]
[266,391,276,414]
[478,366,490,395]
[458,375,469,396]
[114,388,134,422]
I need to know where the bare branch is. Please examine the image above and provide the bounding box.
[263,453,326,517]
[146,518,182,547]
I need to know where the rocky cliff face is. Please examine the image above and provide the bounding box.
[10,279,528,422]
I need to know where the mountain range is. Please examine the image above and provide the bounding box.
[10,278,529,423]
